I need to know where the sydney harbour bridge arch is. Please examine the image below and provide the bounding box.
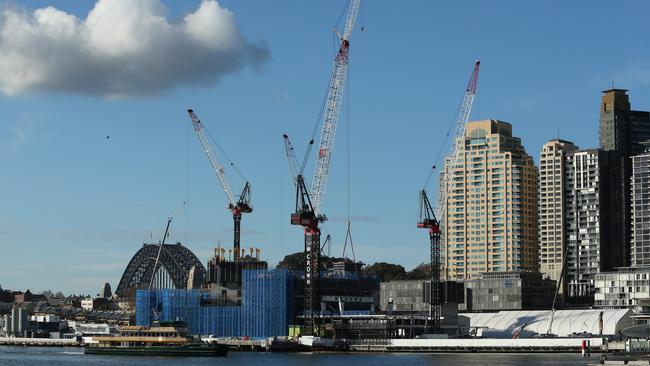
[115,243,206,297]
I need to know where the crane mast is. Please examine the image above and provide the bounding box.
[417,190,441,333]
[188,109,252,262]
[284,0,361,337]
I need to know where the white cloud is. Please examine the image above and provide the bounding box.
[0,0,269,98]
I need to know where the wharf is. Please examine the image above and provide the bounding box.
[212,338,269,352]
[303,336,606,353]
[0,337,80,347]
[210,338,309,352]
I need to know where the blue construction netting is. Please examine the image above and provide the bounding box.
[241,269,293,339]
[136,289,241,337]
[135,289,162,327]
[135,268,293,338]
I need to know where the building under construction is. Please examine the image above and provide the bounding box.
[136,268,292,338]
[205,247,268,306]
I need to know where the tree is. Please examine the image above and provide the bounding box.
[277,251,364,271]
[406,263,431,280]
[277,252,306,270]
[362,262,407,281]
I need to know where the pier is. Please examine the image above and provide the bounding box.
[0,337,80,347]
[301,336,606,353]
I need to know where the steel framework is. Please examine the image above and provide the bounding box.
[116,243,206,297]
[417,189,441,333]
[437,62,480,271]
[310,0,361,217]
[187,109,252,262]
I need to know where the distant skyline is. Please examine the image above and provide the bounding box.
[1,0,650,294]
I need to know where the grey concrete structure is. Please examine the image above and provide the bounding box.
[460,272,555,312]
[632,148,650,267]
[380,280,427,313]
[564,149,625,300]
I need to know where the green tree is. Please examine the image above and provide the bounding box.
[277,252,305,270]
[362,262,407,281]
[277,251,364,271]
[406,263,431,280]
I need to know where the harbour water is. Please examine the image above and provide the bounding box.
[0,346,599,365]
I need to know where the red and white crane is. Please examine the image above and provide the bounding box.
[283,0,361,336]
[418,60,480,333]
[188,109,252,262]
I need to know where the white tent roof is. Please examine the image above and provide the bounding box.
[465,309,633,338]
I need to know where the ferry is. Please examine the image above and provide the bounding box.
[85,321,228,357]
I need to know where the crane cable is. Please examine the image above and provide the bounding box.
[204,124,249,184]
[422,85,466,189]
[341,61,360,286]
[185,115,190,246]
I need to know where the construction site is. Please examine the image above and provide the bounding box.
[120,0,462,343]
[73,0,639,354]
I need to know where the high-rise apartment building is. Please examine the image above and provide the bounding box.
[442,119,539,281]
[538,139,578,296]
[564,149,625,299]
[599,89,650,267]
[600,89,650,157]
[631,146,650,267]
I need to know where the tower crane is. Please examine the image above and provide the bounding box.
[283,0,361,336]
[187,109,252,262]
[418,60,480,333]
[437,60,480,224]
[417,190,441,333]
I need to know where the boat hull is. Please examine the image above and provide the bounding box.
[84,344,228,357]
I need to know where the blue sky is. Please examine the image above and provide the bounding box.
[1,0,649,294]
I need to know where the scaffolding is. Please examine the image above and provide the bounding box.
[136,289,241,337]
[135,268,293,338]
[241,269,293,339]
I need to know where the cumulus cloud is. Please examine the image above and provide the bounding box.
[0,0,269,97]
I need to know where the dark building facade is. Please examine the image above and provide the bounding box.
[379,280,464,313]
[600,89,650,157]
[599,89,650,267]
[460,271,555,312]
